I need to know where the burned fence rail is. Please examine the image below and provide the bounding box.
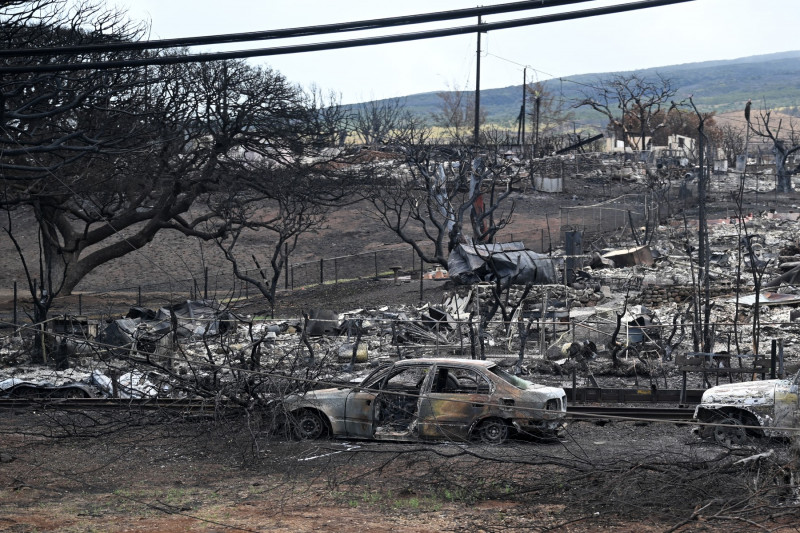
[288,245,421,289]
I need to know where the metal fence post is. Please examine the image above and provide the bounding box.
[374,251,378,279]
[320,258,324,285]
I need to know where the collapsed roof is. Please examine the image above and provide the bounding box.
[448,242,557,286]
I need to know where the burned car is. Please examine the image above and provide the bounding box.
[694,370,800,445]
[0,378,94,399]
[283,358,567,445]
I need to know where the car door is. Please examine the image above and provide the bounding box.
[773,371,800,432]
[417,365,493,441]
[372,364,431,440]
[343,367,390,438]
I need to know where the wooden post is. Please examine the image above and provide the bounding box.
[40,322,47,364]
[335,258,339,284]
[12,281,17,327]
[204,267,208,299]
[572,367,577,402]
[111,369,119,398]
[374,251,379,280]
[540,289,548,355]
[770,339,777,379]
[320,258,324,285]
[679,370,688,407]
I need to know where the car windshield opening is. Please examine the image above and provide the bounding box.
[360,365,392,389]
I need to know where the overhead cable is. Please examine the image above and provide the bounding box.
[0,0,696,74]
[0,0,598,57]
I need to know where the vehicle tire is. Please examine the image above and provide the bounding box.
[476,418,509,445]
[292,409,328,440]
[713,414,747,446]
[57,387,90,399]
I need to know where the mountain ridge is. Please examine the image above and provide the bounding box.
[369,50,800,129]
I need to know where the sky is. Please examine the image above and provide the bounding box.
[122,0,800,105]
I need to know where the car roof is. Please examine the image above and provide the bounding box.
[394,358,495,368]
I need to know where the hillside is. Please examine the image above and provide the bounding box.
[370,50,800,130]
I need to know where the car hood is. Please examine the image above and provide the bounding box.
[701,380,782,406]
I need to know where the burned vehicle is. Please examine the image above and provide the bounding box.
[283,358,567,445]
[694,370,800,445]
[0,378,94,399]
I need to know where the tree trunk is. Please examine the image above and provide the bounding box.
[774,146,793,193]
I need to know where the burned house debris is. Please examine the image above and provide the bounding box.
[447,242,557,285]
[1,150,799,455]
[99,300,235,354]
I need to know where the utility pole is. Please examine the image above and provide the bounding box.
[474,15,483,147]
[520,67,526,152]
[534,93,541,158]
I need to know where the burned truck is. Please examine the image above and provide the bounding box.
[694,370,800,445]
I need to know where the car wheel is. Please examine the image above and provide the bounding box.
[713,415,747,446]
[57,387,90,399]
[292,410,328,440]
[476,418,509,445]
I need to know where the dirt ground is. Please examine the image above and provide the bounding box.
[3,408,777,533]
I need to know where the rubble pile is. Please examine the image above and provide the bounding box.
[470,283,605,310]
[635,282,735,307]
[532,153,648,184]
[2,178,800,399]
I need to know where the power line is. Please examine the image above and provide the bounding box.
[0,0,599,58]
[0,0,697,74]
